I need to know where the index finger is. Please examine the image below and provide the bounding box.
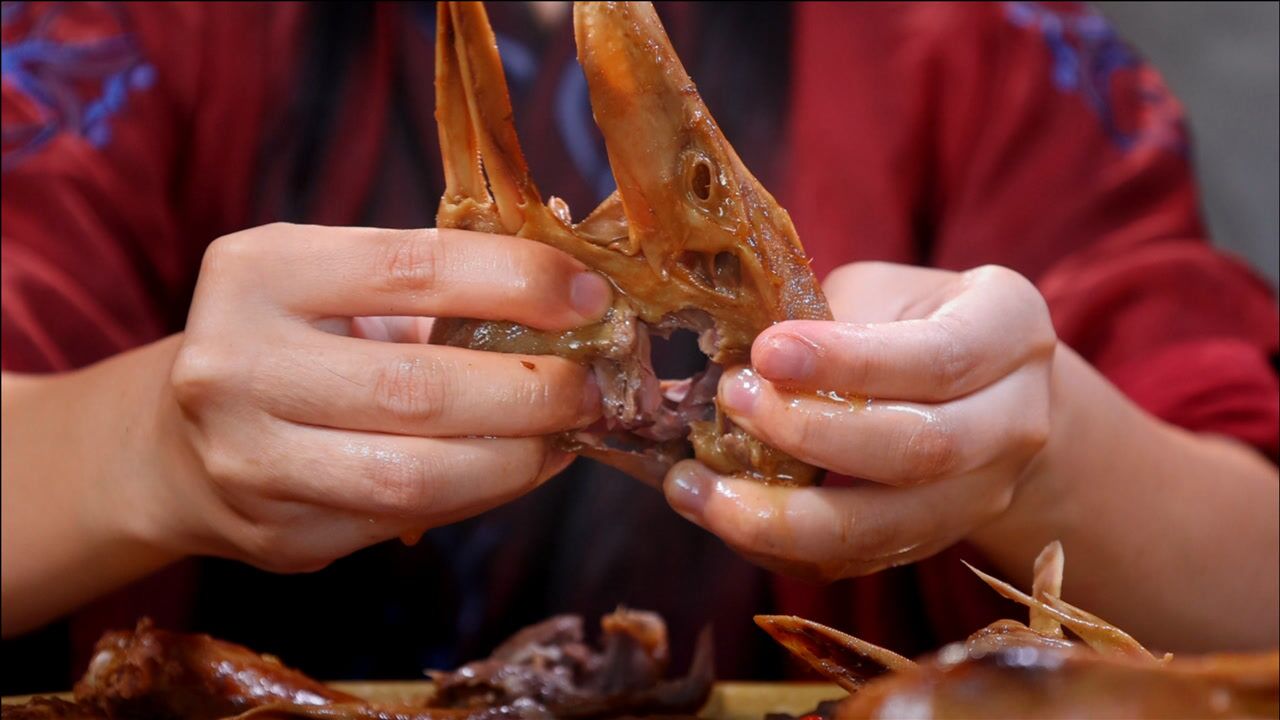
[753,266,1056,402]
[212,224,612,331]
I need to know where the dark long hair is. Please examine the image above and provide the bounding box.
[688,2,794,182]
[256,2,376,224]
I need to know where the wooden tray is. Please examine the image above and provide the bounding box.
[3,682,847,719]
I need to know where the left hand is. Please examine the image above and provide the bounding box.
[663,262,1057,582]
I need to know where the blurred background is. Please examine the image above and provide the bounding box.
[1098,1,1279,284]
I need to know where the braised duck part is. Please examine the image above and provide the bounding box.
[0,698,107,720]
[429,1,832,486]
[427,608,713,718]
[225,610,710,720]
[757,542,1280,719]
[71,618,357,720]
[752,617,914,694]
[836,646,1279,720]
[0,701,478,720]
[4,610,709,720]
[227,704,525,720]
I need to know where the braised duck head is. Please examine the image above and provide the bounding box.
[430,1,832,486]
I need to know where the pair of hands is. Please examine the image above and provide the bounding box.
[159,222,1055,579]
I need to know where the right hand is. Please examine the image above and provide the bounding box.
[155,223,610,572]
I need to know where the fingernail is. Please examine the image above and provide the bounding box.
[578,373,602,421]
[720,368,761,415]
[667,463,713,518]
[570,271,612,320]
[757,333,817,381]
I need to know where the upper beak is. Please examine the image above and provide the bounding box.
[574,2,699,258]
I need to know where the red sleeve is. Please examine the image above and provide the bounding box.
[786,1,1279,459]
[1,2,297,372]
[940,1,1280,460]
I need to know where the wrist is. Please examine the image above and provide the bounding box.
[75,336,192,566]
[2,339,189,634]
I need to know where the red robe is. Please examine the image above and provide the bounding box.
[3,1,1276,686]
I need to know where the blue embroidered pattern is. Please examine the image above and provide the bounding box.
[1003,1,1186,154]
[1,1,155,171]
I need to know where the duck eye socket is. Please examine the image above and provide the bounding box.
[682,151,717,206]
[691,159,712,201]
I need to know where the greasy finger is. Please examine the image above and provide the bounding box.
[255,424,563,521]
[719,364,1049,486]
[257,335,599,437]
[664,461,1011,582]
[214,224,611,330]
[755,266,1055,401]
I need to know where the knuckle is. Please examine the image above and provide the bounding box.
[832,342,874,391]
[523,366,586,427]
[777,411,823,456]
[373,356,449,426]
[1016,407,1052,458]
[502,247,575,314]
[934,318,981,394]
[1027,310,1058,358]
[197,421,281,495]
[900,418,957,483]
[202,444,272,500]
[1001,269,1057,349]
[850,527,894,565]
[837,508,866,553]
[380,230,441,294]
[240,529,329,574]
[988,482,1018,519]
[723,508,772,553]
[968,263,1020,287]
[203,227,269,275]
[363,451,438,516]
[201,449,246,488]
[171,343,233,409]
[835,507,894,562]
[1030,330,1058,359]
[515,440,552,491]
[235,526,282,567]
[515,375,555,414]
[974,265,1058,355]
